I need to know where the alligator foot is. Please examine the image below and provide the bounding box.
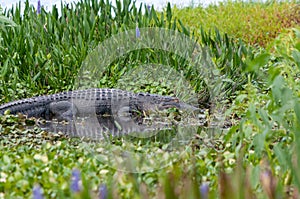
[49,101,78,122]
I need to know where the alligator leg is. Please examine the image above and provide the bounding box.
[49,101,78,121]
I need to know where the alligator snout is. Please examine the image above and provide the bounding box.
[178,102,202,113]
[158,98,201,113]
[159,98,180,109]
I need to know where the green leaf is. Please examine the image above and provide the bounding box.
[178,19,190,36]
[0,15,17,26]
[3,155,11,164]
[258,108,271,128]
[292,49,300,70]
[273,144,290,171]
[293,28,300,39]
[246,53,270,72]
[253,133,265,157]
[294,102,300,123]
[271,75,285,105]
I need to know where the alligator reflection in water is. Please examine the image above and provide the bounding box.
[37,106,206,140]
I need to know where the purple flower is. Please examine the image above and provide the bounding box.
[200,183,209,199]
[32,184,44,199]
[37,0,41,15]
[98,184,108,199]
[147,4,151,12]
[136,26,140,38]
[70,169,81,193]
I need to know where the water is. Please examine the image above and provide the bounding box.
[1,0,224,12]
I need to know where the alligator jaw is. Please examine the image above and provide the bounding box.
[178,102,202,113]
[158,98,180,109]
[158,98,201,113]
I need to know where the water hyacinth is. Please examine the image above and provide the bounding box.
[200,183,209,199]
[147,4,151,12]
[98,184,108,199]
[70,169,82,193]
[32,184,44,199]
[37,0,41,15]
[136,25,140,38]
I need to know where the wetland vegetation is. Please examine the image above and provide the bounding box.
[0,0,300,198]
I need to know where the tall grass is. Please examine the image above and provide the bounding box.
[0,0,254,107]
[0,0,179,101]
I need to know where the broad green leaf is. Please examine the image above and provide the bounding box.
[273,144,290,171]
[250,165,260,189]
[258,108,271,128]
[246,53,270,72]
[294,102,300,123]
[271,75,285,105]
[253,133,265,157]
[292,49,300,70]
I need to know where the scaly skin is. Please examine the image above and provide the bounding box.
[0,88,191,138]
[0,88,181,120]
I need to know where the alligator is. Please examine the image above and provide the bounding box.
[0,88,201,139]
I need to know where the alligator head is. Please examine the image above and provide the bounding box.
[134,93,179,111]
[135,92,200,111]
[127,92,200,125]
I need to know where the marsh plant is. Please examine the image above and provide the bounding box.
[0,0,300,198]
